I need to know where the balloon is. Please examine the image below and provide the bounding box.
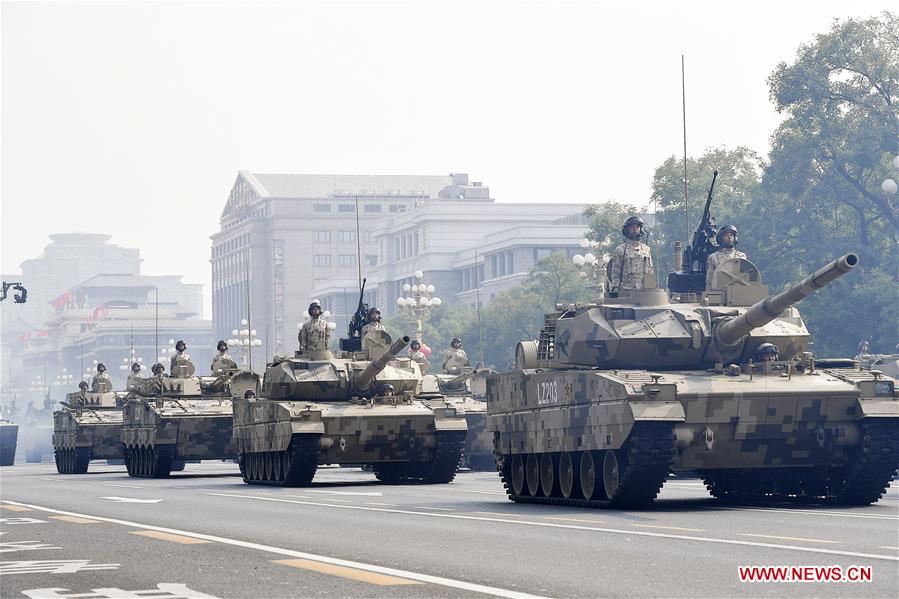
[420,343,432,357]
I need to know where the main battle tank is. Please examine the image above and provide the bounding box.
[121,361,258,478]
[53,385,125,474]
[491,252,899,508]
[418,366,493,470]
[232,331,468,486]
[0,418,18,466]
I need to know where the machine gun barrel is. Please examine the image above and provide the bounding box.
[716,253,858,346]
[354,336,411,391]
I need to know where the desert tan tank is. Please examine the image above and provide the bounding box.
[491,252,899,508]
[0,419,18,466]
[53,386,126,474]
[121,359,258,478]
[418,366,493,470]
[232,331,468,486]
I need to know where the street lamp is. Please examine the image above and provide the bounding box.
[395,271,442,342]
[573,238,606,297]
[227,319,263,367]
[118,348,146,373]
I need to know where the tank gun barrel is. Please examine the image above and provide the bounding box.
[354,336,411,390]
[439,370,474,390]
[715,253,859,347]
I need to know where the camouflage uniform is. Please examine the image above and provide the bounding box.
[443,348,470,372]
[409,349,431,374]
[211,351,236,375]
[91,372,112,393]
[361,321,385,337]
[126,373,143,390]
[170,351,195,377]
[608,240,654,292]
[706,248,747,290]
[299,317,330,353]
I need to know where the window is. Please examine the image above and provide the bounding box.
[395,239,401,259]
[313,231,330,243]
[508,251,514,273]
[313,204,331,212]
[413,232,419,255]
[364,231,372,242]
[339,255,356,267]
[364,204,382,212]
[338,204,355,213]
[337,231,355,243]
[499,253,506,276]
[365,255,377,267]
[491,255,497,277]
[313,255,330,267]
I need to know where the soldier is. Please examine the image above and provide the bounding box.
[361,307,385,337]
[442,337,470,373]
[151,363,166,378]
[72,381,90,409]
[298,301,330,353]
[706,224,747,289]
[380,383,395,397]
[753,343,779,362]
[170,340,195,377]
[126,363,143,390]
[243,389,257,401]
[408,340,431,374]
[91,363,112,393]
[211,340,236,375]
[855,340,875,368]
[608,216,654,295]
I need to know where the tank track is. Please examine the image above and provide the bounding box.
[125,444,175,478]
[494,422,676,509]
[374,430,467,484]
[240,433,322,486]
[54,447,91,474]
[700,418,899,506]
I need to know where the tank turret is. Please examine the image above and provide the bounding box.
[527,253,858,370]
[263,335,416,400]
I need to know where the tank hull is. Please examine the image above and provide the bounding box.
[121,398,236,478]
[488,367,899,508]
[232,397,468,485]
[421,396,492,470]
[0,421,19,466]
[52,408,124,474]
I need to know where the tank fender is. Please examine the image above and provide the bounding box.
[432,407,469,432]
[628,401,685,422]
[290,411,326,435]
[855,399,899,417]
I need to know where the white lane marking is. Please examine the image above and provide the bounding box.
[723,505,899,521]
[22,583,220,599]
[739,533,838,544]
[0,518,48,525]
[0,559,120,574]
[412,507,456,511]
[0,541,61,554]
[1,501,543,599]
[100,496,163,504]
[283,494,310,499]
[102,483,144,489]
[365,502,398,507]
[206,493,899,562]
[36,477,63,482]
[307,490,383,497]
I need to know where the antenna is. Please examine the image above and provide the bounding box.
[354,195,363,290]
[246,247,252,371]
[474,249,484,365]
[682,54,689,244]
[154,287,159,363]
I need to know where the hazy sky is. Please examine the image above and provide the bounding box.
[1,1,891,317]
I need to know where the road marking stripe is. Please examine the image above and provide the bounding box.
[474,511,525,517]
[413,507,455,511]
[0,505,33,512]
[131,530,211,544]
[725,505,899,521]
[103,483,144,489]
[634,524,705,532]
[2,500,543,599]
[739,534,838,544]
[205,493,899,563]
[311,497,352,503]
[36,477,63,482]
[50,515,100,524]
[274,559,421,585]
[879,546,899,551]
[308,490,384,497]
[365,502,398,507]
[283,494,310,499]
[545,517,605,524]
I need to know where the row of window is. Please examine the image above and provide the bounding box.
[394,231,420,260]
[212,233,250,258]
[312,255,378,268]
[312,231,373,243]
[312,204,408,213]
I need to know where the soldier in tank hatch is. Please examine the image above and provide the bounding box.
[408,339,430,374]
[608,216,654,295]
[753,343,778,362]
[298,301,330,353]
[442,337,470,373]
[854,340,875,368]
[169,340,195,377]
[361,307,385,337]
[91,363,112,393]
[706,224,747,289]
[126,362,143,390]
[211,340,237,374]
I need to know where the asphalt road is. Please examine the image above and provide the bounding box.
[1,461,897,599]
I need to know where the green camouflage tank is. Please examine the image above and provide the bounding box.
[418,368,493,470]
[122,365,258,478]
[490,253,899,508]
[53,389,125,474]
[232,332,468,486]
[0,419,18,466]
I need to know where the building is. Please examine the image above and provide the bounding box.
[211,171,491,360]
[212,171,588,357]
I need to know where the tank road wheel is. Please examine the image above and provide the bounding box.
[153,445,174,478]
[539,454,557,498]
[54,449,65,474]
[264,452,274,481]
[579,451,597,500]
[510,454,526,496]
[559,452,577,499]
[72,447,90,474]
[272,452,283,482]
[602,450,621,500]
[281,435,320,486]
[525,454,540,496]
[833,419,899,506]
[419,430,466,484]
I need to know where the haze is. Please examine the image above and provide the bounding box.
[2,0,890,316]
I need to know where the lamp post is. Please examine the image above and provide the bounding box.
[395,270,442,342]
[118,348,146,377]
[227,320,263,368]
[572,238,605,297]
[157,339,178,372]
